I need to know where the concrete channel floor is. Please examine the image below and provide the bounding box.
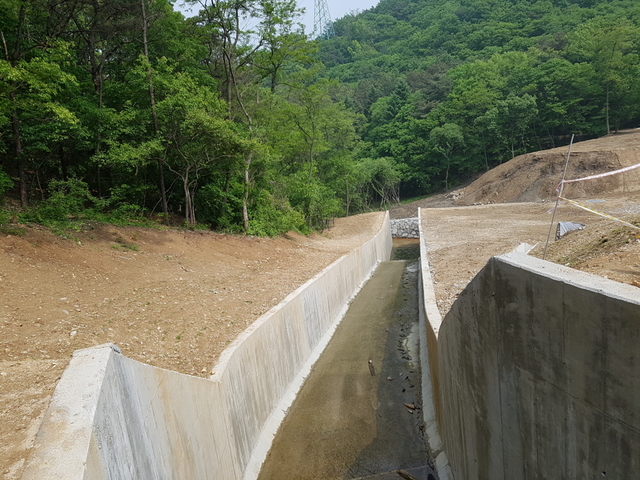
[258,252,436,480]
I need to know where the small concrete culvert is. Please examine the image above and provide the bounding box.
[258,247,436,480]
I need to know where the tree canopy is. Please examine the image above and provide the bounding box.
[1,0,639,233]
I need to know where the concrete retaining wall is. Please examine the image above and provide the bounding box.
[417,208,452,480]
[22,214,392,480]
[391,217,419,238]
[438,252,640,480]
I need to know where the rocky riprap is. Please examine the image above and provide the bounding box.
[391,218,419,238]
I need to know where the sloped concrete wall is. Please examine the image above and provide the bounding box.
[22,214,392,480]
[416,208,452,479]
[438,252,640,480]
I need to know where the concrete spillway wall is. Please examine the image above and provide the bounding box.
[417,209,452,479]
[22,214,392,480]
[437,252,640,479]
[417,207,640,480]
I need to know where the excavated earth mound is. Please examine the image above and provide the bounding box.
[455,129,640,205]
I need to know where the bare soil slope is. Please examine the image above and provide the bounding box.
[0,212,384,479]
[390,129,640,218]
[456,129,640,205]
[398,130,639,315]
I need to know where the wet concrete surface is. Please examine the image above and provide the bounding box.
[257,255,435,480]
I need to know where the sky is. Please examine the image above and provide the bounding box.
[173,0,380,35]
[296,0,379,33]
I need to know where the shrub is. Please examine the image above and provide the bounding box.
[0,167,13,198]
[286,174,342,230]
[248,190,307,237]
[195,180,244,231]
[21,178,97,225]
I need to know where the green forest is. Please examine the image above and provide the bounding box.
[1,0,639,234]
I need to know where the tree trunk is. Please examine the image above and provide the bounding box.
[307,123,317,183]
[5,7,27,206]
[605,84,611,135]
[141,0,168,214]
[59,144,68,181]
[92,48,104,198]
[547,128,555,148]
[12,102,27,207]
[183,177,196,226]
[483,145,489,171]
[242,152,252,232]
[444,155,450,191]
[345,178,349,216]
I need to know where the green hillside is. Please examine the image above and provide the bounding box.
[320,0,640,194]
[1,0,639,232]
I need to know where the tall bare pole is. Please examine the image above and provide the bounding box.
[543,134,574,260]
[141,0,168,214]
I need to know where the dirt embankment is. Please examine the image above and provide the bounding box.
[390,129,640,218]
[457,141,640,205]
[0,212,384,479]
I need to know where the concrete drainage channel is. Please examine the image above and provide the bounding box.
[22,216,397,479]
[257,238,437,480]
[22,219,446,480]
[27,212,638,479]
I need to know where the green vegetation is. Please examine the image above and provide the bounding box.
[321,0,640,196]
[1,0,639,234]
[112,242,139,252]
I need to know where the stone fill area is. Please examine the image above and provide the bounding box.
[391,218,419,238]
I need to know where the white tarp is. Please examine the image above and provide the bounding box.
[556,221,586,240]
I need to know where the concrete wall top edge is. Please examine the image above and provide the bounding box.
[417,208,444,334]
[21,344,116,480]
[497,251,640,305]
[72,342,121,356]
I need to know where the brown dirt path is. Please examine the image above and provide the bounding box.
[0,212,384,479]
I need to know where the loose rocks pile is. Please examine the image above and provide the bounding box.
[445,189,465,201]
[391,218,419,238]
